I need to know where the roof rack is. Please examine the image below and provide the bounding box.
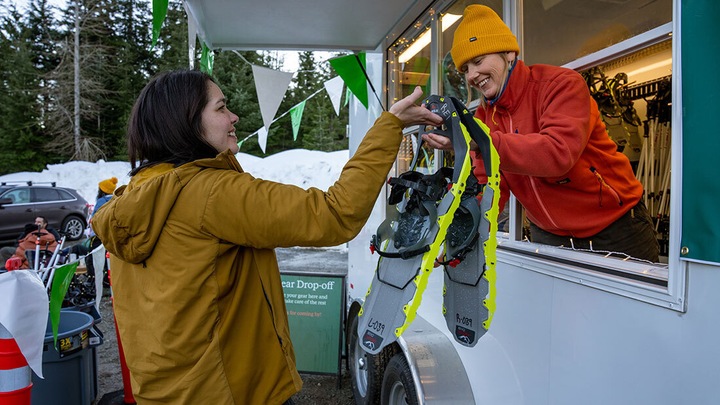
[0,181,57,187]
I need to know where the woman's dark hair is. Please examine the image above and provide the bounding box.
[127,69,222,175]
[96,189,110,200]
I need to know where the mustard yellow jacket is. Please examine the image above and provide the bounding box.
[92,112,403,404]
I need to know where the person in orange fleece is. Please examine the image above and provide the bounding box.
[424,5,658,262]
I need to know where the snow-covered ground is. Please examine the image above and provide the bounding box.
[0,149,348,207]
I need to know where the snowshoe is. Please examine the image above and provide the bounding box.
[441,103,501,347]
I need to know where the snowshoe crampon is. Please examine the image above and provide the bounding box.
[357,95,501,354]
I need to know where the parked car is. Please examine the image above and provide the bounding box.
[0,181,91,244]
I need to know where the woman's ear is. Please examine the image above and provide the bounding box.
[506,51,516,63]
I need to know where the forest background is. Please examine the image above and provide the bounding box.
[0,0,349,175]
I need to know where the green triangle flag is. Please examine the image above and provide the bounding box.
[329,53,369,109]
[290,101,306,141]
[151,0,169,48]
[200,42,214,75]
[49,261,79,348]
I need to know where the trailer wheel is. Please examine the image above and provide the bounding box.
[381,353,419,405]
[349,314,390,404]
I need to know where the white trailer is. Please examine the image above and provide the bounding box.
[186,1,720,404]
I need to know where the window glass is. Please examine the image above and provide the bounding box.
[523,0,672,66]
[33,188,62,203]
[440,1,501,105]
[579,40,673,259]
[6,188,30,204]
[388,1,503,175]
[387,14,433,107]
[57,189,75,201]
[387,12,434,175]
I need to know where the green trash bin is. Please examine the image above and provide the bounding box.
[31,310,103,405]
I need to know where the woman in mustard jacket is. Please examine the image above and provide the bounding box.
[92,69,441,404]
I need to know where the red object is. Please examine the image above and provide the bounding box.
[0,336,32,404]
[109,265,136,405]
[4,257,22,271]
[114,315,136,404]
[369,243,375,254]
[448,258,461,268]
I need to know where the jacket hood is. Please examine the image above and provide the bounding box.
[92,151,241,264]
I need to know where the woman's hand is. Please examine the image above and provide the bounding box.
[421,133,455,151]
[422,131,479,152]
[389,86,444,128]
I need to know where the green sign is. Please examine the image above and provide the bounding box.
[281,273,345,375]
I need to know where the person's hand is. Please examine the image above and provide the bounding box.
[422,132,479,152]
[388,86,444,128]
[422,132,454,151]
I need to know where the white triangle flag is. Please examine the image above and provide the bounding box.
[252,65,293,133]
[0,270,49,378]
[187,18,196,69]
[257,126,269,154]
[324,76,344,116]
[91,245,106,312]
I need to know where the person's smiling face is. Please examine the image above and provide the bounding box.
[462,53,512,100]
[201,81,240,154]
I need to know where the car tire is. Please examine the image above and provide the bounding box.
[62,215,86,240]
[348,314,391,405]
[381,353,419,405]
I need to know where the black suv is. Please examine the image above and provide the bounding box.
[0,181,90,243]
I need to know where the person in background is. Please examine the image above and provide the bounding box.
[91,69,442,405]
[64,177,118,281]
[94,177,118,214]
[3,216,59,269]
[423,5,659,262]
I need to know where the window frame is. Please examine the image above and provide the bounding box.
[499,18,684,312]
[384,1,684,311]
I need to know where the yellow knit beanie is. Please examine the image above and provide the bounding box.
[99,177,118,194]
[451,5,520,71]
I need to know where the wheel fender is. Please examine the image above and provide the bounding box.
[396,315,475,404]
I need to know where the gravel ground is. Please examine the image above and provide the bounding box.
[94,247,355,405]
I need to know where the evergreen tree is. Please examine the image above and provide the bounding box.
[0,3,48,174]
[94,0,153,160]
[302,53,349,152]
[153,0,190,72]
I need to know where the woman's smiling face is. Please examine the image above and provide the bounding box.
[201,81,240,154]
[462,52,512,100]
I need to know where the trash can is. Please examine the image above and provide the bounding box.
[31,310,102,405]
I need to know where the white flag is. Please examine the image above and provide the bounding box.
[324,76,344,116]
[0,271,49,378]
[257,126,269,154]
[252,65,293,134]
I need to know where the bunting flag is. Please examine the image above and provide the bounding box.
[252,64,294,150]
[0,270,49,378]
[257,126,269,153]
[151,0,169,48]
[324,76,344,116]
[91,246,107,312]
[49,261,79,348]
[290,101,306,141]
[186,6,197,69]
[200,42,214,75]
[344,86,352,107]
[329,53,369,109]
